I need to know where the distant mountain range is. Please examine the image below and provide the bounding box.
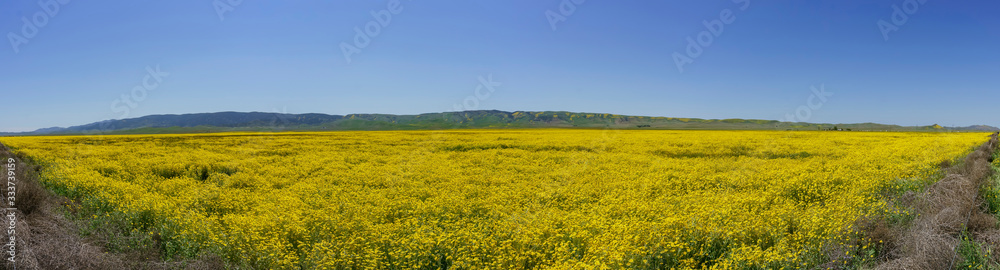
[3,110,997,135]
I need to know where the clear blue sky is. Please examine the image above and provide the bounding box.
[2,1,999,132]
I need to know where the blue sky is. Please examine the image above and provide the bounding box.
[1,1,999,132]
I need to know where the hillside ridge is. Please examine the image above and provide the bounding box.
[5,110,997,135]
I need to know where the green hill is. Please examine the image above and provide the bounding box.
[5,110,996,135]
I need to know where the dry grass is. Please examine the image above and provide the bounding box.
[830,216,901,268]
[877,133,999,270]
[0,144,226,270]
[968,211,997,233]
[974,229,1000,265]
[7,165,45,216]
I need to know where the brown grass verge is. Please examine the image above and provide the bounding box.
[0,143,225,270]
[876,133,999,270]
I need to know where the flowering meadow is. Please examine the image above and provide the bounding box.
[0,130,988,269]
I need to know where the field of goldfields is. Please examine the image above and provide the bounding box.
[0,130,988,269]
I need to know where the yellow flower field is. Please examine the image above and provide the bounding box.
[0,130,989,269]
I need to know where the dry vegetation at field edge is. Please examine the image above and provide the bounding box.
[0,142,223,270]
[873,132,999,269]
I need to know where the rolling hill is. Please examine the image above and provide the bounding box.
[4,110,997,135]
